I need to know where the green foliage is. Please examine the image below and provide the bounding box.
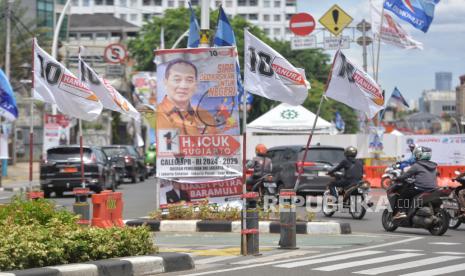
[0,197,155,271]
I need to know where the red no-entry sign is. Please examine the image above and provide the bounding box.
[289,13,316,36]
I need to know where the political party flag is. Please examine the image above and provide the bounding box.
[187,2,200,48]
[244,30,308,106]
[326,50,384,119]
[79,49,140,120]
[371,3,423,49]
[390,87,410,108]
[33,38,103,121]
[334,111,345,132]
[213,6,252,107]
[384,0,440,33]
[0,68,18,121]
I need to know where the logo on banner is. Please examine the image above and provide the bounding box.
[158,129,180,154]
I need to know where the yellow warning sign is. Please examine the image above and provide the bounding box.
[319,4,353,36]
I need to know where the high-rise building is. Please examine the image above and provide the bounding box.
[420,89,456,116]
[20,0,69,39]
[456,75,465,125]
[70,0,297,40]
[435,72,452,91]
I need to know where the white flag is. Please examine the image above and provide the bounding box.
[78,50,140,120]
[33,39,103,121]
[244,30,308,106]
[371,3,423,50]
[326,51,384,119]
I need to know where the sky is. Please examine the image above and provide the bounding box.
[296,0,465,105]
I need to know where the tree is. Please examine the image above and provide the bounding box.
[128,7,359,133]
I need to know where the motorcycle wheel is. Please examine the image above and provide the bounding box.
[381,209,398,232]
[429,209,450,236]
[322,191,336,217]
[349,195,366,220]
[381,177,392,190]
[448,211,462,229]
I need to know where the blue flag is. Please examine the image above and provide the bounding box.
[384,0,440,33]
[213,6,252,106]
[334,111,345,132]
[390,87,410,108]
[187,2,200,48]
[0,69,18,121]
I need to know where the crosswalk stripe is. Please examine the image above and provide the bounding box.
[274,250,383,269]
[355,255,464,275]
[399,263,465,276]
[313,253,422,272]
[435,252,465,255]
[195,256,238,265]
[232,250,317,265]
[429,242,461,245]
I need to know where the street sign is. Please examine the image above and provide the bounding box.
[289,13,316,36]
[104,43,127,64]
[324,36,350,50]
[291,35,317,50]
[319,4,353,36]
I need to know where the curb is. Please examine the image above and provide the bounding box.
[126,219,351,235]
[0,187,29,193]
[0,253,194,276]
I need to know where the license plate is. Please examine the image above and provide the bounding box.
[264,183,277,188]
[442,200,459,210]
[318,171,327,176]
[61,167,78,173]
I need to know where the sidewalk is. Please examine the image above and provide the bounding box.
[0,162,40,192]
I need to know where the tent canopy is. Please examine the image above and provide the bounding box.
[247,103,334,134]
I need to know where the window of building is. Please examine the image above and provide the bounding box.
[143,0,151,5]
[37,0,54,33]
[190,0,199,5]
[225,0,232,7]
[130,0,137,6]
[69,33,78,40]
[178,0,185,7]
[274,14,280,21]
[120,13,127,20]
[263,14,270,21]
[71,0,79,6]
[274,0,280,7]
[285,27,290,34]
[215,0,221,7]
[119,0,127,6]
[168,0,174,7]
[238,14,247,19]
[95,0,103,4]
[96,33,108,40]
[249,0,257,6]
[238,0,246,6]
[106,0,114,4]
[249,13,258,20]
[143,13,153,21]
[80,33,93,40]
[274,28,280,35]
[286,13,293,20]
[82,0,90,6]
[264,28,270,35]
[263,0,270,7]
[285,0,296,6]
[130,13,138,21]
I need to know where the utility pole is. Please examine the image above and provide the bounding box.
[199,0,210,47]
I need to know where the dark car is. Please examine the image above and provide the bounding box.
[102,145,147,183]
[267,145,346,195]
[40,146,117,198]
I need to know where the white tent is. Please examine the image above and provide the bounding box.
[247,103,335,134]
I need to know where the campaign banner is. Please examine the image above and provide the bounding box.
[403,135,465,165]
[154,47,241,179]
[132,71,157,106]
[369,126,385,153]
[43,114,71,154]
[159,178,242,207]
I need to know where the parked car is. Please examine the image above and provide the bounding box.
[267,144,346,195]
[102,145,147,183]
[40,146,117,198]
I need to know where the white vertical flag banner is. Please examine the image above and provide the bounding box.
[33,39,103,121]
[371,3,423,50]
[79,50,140,120]
[326,50,384,119]
[244,30,308,106]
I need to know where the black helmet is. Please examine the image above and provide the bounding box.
[408,143,416,152]
[344,146,357,158]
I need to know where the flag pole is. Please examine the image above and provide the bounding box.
[241,78,248,256]
[79,119,85,188]
[375,1,385,83]
[29,38,35,192]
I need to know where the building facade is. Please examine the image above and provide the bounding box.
[70,0,297,40]
[420,89,456,117]
[435,71,452,91]
[457,75,465,127]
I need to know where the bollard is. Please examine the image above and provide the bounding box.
[279,189,298,250]
[73,188,90,225]
[241,192,260,255]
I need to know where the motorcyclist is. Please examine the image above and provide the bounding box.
[247,144,272,191]
[327,146,364,202]
[392,146,438,219]
[398,143,416,170]
[145,143,157,172]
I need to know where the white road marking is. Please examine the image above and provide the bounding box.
[313,253,422,271]
[400,263,465,276]
[429,242,461,245]
[392,249,424,252]
[181,236,423,276]
[355,256,464,275]
[195,256,238,265]
[435,252,465,255]
[274,251,384,269]
[232,250,317,265]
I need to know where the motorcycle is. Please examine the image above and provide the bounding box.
[145,148,156,176]
[448,170,465,229]
[252,174,278,200]
[381,162,403,189]
[322,171,372,220]
[382,178,456,236]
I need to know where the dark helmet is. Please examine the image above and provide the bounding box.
[408,143,416,152]
[344,146,357,158]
